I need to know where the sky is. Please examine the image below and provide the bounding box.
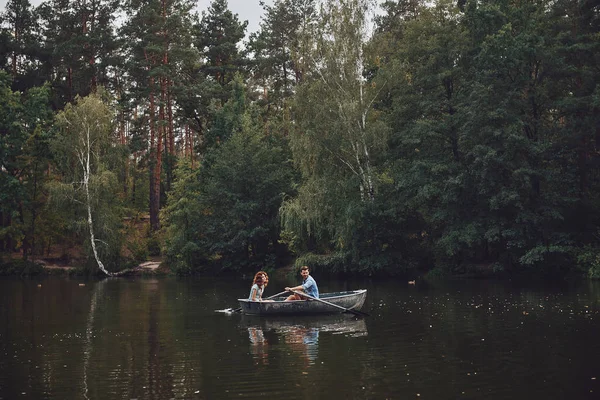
[197,0,274,35]
[0,0,274,36]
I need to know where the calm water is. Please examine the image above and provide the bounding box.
[1,276,599,399]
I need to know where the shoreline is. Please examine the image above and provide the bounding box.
[0,257,168,277]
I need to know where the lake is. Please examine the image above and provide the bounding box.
[1,276,599,399]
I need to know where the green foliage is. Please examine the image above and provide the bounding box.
[147,234,162,257]
[2,0,600,278]
[163,79,295,274]
[35,0,121,107]
[281,0,400,274]
[198,108,295,272]
[367,0,600,276]
[195,0,248,90]
[248,0,317,107]
[0,71,54,257]
[126,238,149,265]
[162,159,205,273]
[576,246,600,279]
[294,252,350,276]
[0,71,25,251]
[50,92,126,273]
[0,259,44,276]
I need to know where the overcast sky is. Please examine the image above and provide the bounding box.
[196,0,273,35]
[0,0,274,36]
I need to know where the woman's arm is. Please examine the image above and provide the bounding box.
[249,284,259,301]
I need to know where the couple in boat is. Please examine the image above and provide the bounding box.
[248,265,319,302]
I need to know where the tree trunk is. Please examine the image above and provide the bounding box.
[68,67,73,102]
[148,76,160,231]
[152,76,164,231]
[83,126,111,276]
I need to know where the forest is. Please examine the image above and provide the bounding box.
[0,0,599,279]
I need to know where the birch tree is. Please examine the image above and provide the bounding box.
[296,0,384,201]
[281,0,387,247]
[52,92,120,275]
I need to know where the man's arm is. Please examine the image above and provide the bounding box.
[285,284,304,292]
[301,277,315,291]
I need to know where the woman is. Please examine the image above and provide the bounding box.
[257,271,269,288]
[248,271,268,301]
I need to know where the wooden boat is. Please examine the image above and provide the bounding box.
[237,289,367,315]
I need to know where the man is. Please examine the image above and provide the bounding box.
[285,265,319,300]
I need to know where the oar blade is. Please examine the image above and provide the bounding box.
[215,307,242,314]
[344,308,369,317]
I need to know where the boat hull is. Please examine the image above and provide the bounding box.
[238,290,367,315]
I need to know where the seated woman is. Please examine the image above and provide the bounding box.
[257,270,269,288]
[248,271,268,301]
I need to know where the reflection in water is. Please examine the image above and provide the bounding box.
[281,326,319,366]
[83,279,107,400]
[248,327,269,365]
[3,278,600,399]
[244,315,367,367]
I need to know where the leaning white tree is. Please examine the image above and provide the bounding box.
[52,92,118,276]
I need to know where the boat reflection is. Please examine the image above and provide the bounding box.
[243,315,367,366]
[247,326,270,365]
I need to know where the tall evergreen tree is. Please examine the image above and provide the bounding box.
[248,0,317,109]
[0,0,45,91]
[121,0,197,231]
[0,71,53,257]
[164,77,295,273]
[36,0,120,107]
[194,0,247,93]
[0,0,36,77]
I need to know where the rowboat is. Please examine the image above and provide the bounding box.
[237,289,367,315]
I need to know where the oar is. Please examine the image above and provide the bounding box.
[290,290,369,317]
[229,290,290,313]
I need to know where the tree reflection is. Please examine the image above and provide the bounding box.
[83,279,106,400]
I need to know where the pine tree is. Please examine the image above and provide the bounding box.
[121,0,197,231]
[36,0,120,107]
[194,0,247,95]
[248,0,317,108]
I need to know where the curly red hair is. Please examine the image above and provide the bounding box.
[253,271,269,287]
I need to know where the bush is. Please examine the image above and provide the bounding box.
[576,246,600,279]
[172,261,195,276]
[0,259,45,276]
[127,239,149,264]
[295,252,350,276]
[147,234,161,256]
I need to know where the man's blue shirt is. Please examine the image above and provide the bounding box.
[301,275,319,298]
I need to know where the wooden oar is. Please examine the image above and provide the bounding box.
[229,290,290,313]
[290,290,369,317]
[260,290,290,301]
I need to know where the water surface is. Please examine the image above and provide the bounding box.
[1,276,599,399]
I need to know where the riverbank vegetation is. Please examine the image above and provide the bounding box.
[1,0,599,278]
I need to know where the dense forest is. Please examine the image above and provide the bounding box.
[0,0,599,278]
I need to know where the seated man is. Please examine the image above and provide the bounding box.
[285,265,319,300]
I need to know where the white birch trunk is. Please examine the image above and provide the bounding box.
[81,124,112,276]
